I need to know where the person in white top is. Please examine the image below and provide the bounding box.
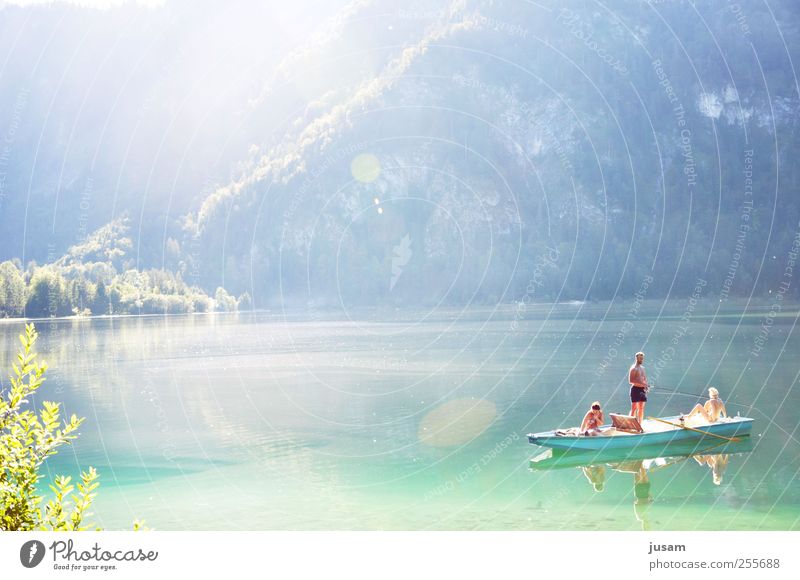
[628,351,648,424]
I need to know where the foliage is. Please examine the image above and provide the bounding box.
[2,1,799,306]
[0,324,97,531]
[25,268,70,318]
[214,287,237,312]
[0,261,25,317]
[0,220,237,318]
[55,218,133,272]
[43,469,100,532]
[237,291,252,311]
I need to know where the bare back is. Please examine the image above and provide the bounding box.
[704,398,726,422]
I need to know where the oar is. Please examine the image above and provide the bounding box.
[646,416,741,443]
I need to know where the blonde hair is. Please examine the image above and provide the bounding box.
[635,351,644,358]
[708,387,719,399]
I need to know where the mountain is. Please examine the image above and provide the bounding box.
[1,0,798,311]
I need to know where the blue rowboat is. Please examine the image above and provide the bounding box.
[527,415,753,452]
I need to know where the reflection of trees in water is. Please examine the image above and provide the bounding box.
[0,315,406,434]
[0,317,366,524]
[0,316,224,421]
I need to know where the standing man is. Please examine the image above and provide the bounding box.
[629,351,648,425]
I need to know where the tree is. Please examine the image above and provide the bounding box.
[0,324,98,530]
[214,287,237,312]
[67,276,96,316]
[0,261,25,317]
[93,281,109,315]
[237,291,252,311]
[190,294,211,313]
[108,284,123,314]
[25,268,70,318]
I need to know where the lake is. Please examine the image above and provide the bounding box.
[2,300,798,530]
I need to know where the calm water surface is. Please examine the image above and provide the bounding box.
[2,301,798,530]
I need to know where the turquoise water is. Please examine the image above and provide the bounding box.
[1,301,798,530]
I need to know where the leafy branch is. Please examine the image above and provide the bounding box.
[0,323,98,531]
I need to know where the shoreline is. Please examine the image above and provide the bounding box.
[2,298,799,325]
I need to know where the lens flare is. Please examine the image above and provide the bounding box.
[418,399,496,448]
[351,153,381,183]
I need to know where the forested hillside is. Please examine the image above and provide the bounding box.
[1,0,798,315]
[0,218,244,317]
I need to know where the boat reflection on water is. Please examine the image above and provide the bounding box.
[530,437,754,530]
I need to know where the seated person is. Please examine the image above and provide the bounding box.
[580,401,605,436]
[581,465,606,492]
[685,387,727,423]
[693,453,729,485]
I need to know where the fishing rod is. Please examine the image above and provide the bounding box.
[648,385,754,410]
[648,385,705,399]
[649,387,800,449]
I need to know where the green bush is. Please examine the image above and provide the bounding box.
[0,323,98,530]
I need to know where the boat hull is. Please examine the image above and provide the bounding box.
[527,416,753,451]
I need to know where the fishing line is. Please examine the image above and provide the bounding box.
[649,385,753,409]
[650,385,800,448]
